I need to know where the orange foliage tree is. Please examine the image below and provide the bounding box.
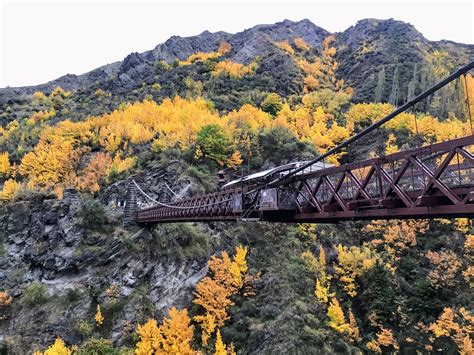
[429,307,473,354]
[426,249,462,289]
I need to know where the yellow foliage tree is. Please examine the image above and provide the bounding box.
[365,220,429,261]
[135,319,162,354]
[26,108,56,126]
[297,34,340,92]
[385,133,399,154]
[214,329,226,355]
[463,234,474,288]
[135,307,195,354]
[180,50,221,66]
[0,179,22,201]
[74,152,112,193]
[294,37,310,51]
[348,310,361,342]
[314,247,334,303]
[159,307,195,354]
[212,60,257,78]
[366,327,398,353]
[218,41,232,55]
[0,152,10,176]
[273,104,349,163]
[19,134,83,189]
[334,244,378,297]
[0,291,12,306]
[0,290,13,320]
[95,305,104,326]
[327,298,349,334]
[42,338,73,355]
[193,246,248,346]
[275,40,295,55]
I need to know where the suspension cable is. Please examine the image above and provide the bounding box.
[462,73,473,134]
[133,180,233,210]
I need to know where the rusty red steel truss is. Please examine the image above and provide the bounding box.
[137,135,474,223]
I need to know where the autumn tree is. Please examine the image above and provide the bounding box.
[429,307,473,354]
[135,307,195,354]
[74,153,113,193]
[294,37,310,51]
[326,298,360,342]
[214,329,235,355]
[298,34,342,92]
[218,41,232,55]
[327,297,349,333]
[334,244,378,297]
[0,290,13,320]
[223,104,272,157]
[364,220,428,261]
[19,134,84,190]
[314,247,334,303]
[426,249,462,289]
[39,338,73,355]
[274,40,294,55]
[159,307,195,353]
[0,152,10,176]
[95,305,104,326]
[366,327,399,353]
[0,179,22,201]
[193,246,248,346]
[135,319,162,354]
[463,234,474,288]
[212,60,257,78]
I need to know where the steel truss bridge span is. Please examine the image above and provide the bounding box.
[137,135,474,223]
[135,61,474,224]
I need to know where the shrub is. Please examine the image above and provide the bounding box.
[261,93,283,116]
[77,338,115,355]
[77,320,94,339]
[81,198,107,231]
[20,281,48,306]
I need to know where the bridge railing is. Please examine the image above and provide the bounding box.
[290,134,474,214]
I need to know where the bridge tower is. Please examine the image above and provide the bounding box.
[123,182,138,229]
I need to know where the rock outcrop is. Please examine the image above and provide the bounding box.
[0,188,209,352]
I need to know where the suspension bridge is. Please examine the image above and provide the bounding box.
[133,61,474,224]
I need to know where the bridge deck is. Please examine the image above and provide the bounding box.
[137,135,474,224]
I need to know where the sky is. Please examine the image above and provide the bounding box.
[0,0,473,88]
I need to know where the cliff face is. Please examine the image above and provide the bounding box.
[0,188,208,352]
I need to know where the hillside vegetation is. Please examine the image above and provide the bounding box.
[0,18,473,354]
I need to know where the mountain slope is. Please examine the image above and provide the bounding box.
[0,18,473,354]
[0,18,471,109]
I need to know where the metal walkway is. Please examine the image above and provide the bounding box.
[136,61,474,224]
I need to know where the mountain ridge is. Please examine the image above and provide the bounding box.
[2,18,471,93]
[0,18,472,110]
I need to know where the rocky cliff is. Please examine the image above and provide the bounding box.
[0,183,214,352]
